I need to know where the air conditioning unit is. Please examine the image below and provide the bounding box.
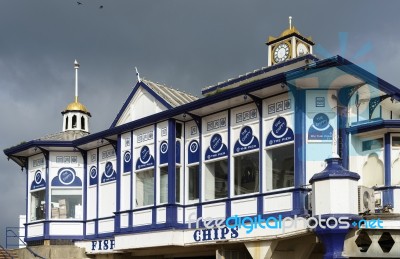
[358,186,375,214]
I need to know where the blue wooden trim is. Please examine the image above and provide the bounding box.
[293,89,306,212]
[129,130,133,228]
[115,134,122,233]
[257,98,264,216]
[226,109,231,218]
[167,119,177,225]
[347,120,400,134]
[152,124,157,226]
[339,105,349,168]
[44,151,50,239]
[198,118,203,220]
[25,165,29,241]
[82,151,88,238]
[96,148,99,237]
[384,133,391,187]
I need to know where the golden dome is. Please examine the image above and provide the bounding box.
[280,26,300,37]
[64,101,89,114]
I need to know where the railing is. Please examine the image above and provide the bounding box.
[5,229,46,259]
[0,244,14,259]
[5,227,23,249]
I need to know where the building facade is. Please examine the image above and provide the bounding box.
[4,22,400,258]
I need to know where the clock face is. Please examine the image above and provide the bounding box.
[273,43,290,63]
[297,42,309,56]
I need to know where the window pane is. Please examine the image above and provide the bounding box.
[205,159,228,200]
[51,189,82,219]
[136,169,154,207]
[234,152,259,195]
[393,137,400,147]
[160,167,168,204]
[31,190,46,221]
[267,144,294,190]
[188,165,200,201]
[362,138,383,151]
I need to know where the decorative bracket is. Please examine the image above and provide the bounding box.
[186,112,202,130]
[369,94,391,119]
[246,93,263,116]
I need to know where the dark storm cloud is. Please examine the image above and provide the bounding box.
[0,0,399,245]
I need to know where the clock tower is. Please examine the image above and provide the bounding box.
[266,17,315,66]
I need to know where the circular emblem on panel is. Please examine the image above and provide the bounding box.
[160,141,168,154]
[210,134,223,153]
[239,126,254,146]
[59,168,75,185]
[104,162,114,178]
[271,117,288,138]
[312,113,330,131]
[139,146,151,164]
[90,166,97,179]
[124,151,131,163]
[34,170,42,184]
[189,140,199,153]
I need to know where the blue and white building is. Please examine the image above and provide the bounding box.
[4,21,400,258]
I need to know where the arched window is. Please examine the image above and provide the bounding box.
[362,153,384,187]
[72,115,77,129]
[65,117,69,130]
[81,116,85,130]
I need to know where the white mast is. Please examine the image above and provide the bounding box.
[74,60,80,102]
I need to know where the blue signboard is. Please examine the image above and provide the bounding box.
[266,117,294,147]
[176,141,181,164]
[136,146,155,170]
[52,168,82,186]
[101,161,117,183]
[308,113,333,141]
[89,166,98,186]
[123,151,132,173]
[188,140,200,164]
[160,141,168,164]
[31,170,46,190]
[234,126,259,153]
[205,134,228,160]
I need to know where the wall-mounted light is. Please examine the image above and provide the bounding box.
[243,95,248,100]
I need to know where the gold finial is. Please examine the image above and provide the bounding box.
[289,16,292,29]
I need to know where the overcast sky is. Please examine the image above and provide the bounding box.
[1,0,399,246]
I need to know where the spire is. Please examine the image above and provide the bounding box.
[135,67,142,83]
[289,16,292,30]
[74,60,80,103]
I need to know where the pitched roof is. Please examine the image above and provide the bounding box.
[142,79,198,107]
[37,130,89,141]
[110,79,198,128]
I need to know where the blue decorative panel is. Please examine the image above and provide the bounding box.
[159,141,168,164]
[188,140,200,164]
[89,166,98,186]
[136,146,155,170]
[308,113,333,141]
[205,134,228,160]
[176,140,181,164]
[234,126,259,153]
[266,117,294,147]
[31,170,46,190]
[101,161,117,183]
[123,151,132,173]
[52,167,82,186]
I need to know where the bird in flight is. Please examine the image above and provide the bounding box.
[77,1,82,5]
[99,5,104,9]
